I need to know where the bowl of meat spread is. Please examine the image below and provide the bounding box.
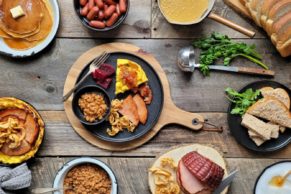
[53,157,117,194]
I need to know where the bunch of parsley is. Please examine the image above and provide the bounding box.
[225,87,261,116]
[192,32,269,76]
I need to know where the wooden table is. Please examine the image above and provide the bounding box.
[1,0,290,193]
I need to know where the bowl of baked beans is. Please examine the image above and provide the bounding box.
[74,0,130,31]
[53,157,118,194]
[72,85,111,125]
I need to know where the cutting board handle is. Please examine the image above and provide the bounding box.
[159,103,205,131]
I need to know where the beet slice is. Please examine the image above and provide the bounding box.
[92,64,115,81]
[96,78,112,89]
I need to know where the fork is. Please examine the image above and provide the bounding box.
[62,52,110,102]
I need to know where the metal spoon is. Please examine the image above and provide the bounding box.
[177,46,275,76]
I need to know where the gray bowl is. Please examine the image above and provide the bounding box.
[53,157,118,194]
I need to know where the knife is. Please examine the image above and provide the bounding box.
[213,169,238,194]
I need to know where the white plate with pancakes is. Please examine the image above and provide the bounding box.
[0,0,60,58]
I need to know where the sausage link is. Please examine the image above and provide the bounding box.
[105,0,116,5]
[95,0,104,9]
[87,6,99,20]
[119,0,126,13]
[116,4,121,16]
[79,0,88,6]
[80,3,89,16]
[104,5,116,18]
[90,20,106,28]
[88,0,95,10]
[106,13,119,27]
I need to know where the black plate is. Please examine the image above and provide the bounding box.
[228,80,291,153]
[73,0,129,32]
[74,52,164,143]
[253,160,291,194]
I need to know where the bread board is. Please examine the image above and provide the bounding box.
[148,144,228,194]
[63,43,205,151]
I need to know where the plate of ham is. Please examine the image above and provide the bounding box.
[148,144,229,194]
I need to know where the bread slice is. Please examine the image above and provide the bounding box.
[260,87,290,109]
[247,97,291,128]
[245,0,265,26]
[248,122,280,138]
[260,0,281,29]
[264,0,291,35]
[247,130,266,146]
[241,113,273,140]
[276,38,291,57]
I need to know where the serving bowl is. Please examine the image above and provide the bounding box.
[72,85,111,126]
[53,157,118,194]
[73,0,130,32]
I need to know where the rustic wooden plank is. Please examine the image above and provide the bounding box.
[57,0,151,38]
[0,39,289,111]
[36,111,291,158]
[21,157,284,194]
[152,0,266,38]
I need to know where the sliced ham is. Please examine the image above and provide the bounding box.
[1,139,31,156]
[133,94,148,124]
[0,108,27,120]
[24,112,40,145]
[177,160,207,194]
[182,151,225,189]
[118,95,139,126]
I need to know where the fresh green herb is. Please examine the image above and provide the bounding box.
[225,87,261,116]
[193,32,269,76]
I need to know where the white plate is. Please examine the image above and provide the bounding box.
[0,0,60,58]
[254,161,291,194]
[53,157,118,194]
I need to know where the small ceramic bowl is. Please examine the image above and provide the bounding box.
[72,85,111,126]
[53,157,118,194]
[73,0,130,32]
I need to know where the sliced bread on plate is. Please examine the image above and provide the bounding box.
[260,87,290,109]
[247,97,291,128]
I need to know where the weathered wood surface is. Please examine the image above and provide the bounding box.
[20,157,282,194]
[0,39,290,111]
[0,0,290,193]
[56,0,265,39]
[37,111,291,159]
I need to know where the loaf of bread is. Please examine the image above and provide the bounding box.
[239,0,291,57]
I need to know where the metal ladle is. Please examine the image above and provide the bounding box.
[177,46,275,76]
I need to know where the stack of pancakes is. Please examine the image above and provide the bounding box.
[0,0,53,50]
[0,97,44,164]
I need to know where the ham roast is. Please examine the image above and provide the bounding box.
[177,151,225,194]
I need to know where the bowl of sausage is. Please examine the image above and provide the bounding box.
[74,0,129,31]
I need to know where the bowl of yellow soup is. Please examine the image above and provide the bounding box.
[158,0,215,25]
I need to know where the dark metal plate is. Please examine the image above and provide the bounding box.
[73,52,164,143]
[228,80,291,153]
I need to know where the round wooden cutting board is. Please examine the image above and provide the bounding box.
[148,144,228,194]
[63,43,204,151]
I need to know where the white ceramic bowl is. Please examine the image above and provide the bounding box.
[0,0,60,58]
[53,157,118,194]
[254,161,291,194]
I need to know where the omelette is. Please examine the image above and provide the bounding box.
[115,59,148,94]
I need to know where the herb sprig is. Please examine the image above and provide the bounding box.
[193,33,269,76]
[225,87,261,116]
